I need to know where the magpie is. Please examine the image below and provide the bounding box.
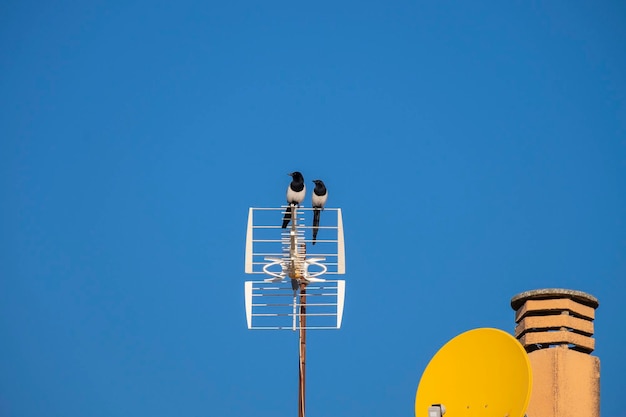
[282,171,306,228]
[311,179,328,244]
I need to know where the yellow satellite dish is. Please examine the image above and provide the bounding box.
[415,328,532,417]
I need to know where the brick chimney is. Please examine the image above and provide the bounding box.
[511,288,600,417]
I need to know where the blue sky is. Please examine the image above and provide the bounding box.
[1,1,625,416]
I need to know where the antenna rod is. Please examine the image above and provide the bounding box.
[298,281,307,417]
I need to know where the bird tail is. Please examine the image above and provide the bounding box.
[312,208,321,244]
[282,206,292,228]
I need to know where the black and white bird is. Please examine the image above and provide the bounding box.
[282,171,306,228]
[311,179,328,244]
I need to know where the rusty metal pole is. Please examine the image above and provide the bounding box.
[287,205,307,417]
[298,282,307,417]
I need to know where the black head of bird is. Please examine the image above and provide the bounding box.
[289,171,304,182]
[312,179,326,193]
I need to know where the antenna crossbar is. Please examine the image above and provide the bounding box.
[252,303,338,307]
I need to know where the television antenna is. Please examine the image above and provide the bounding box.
[244,205,346,417]
[415,328,532,417]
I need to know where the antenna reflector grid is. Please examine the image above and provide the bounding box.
[245,207,345,276]
[244,280,346,330]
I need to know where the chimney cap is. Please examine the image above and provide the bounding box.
[511,288,599,311]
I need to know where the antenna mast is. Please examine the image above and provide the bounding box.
[244,205,346,417]
[290,207,308,417]
[298,280,306,417]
